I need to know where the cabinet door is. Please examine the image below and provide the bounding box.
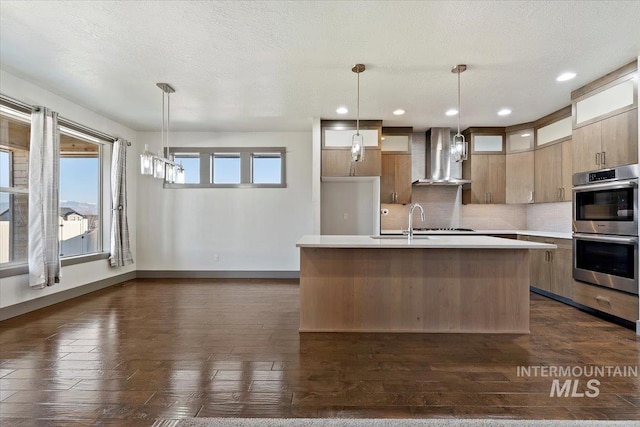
[534,143,562,203]
[550,240,573,300]
[469,155,490,204]
[322,149,381,177]
[560,140,573,202]
[380,154,396,203]
[506,151,533,204]
[381,154,412,204]
[572,121,602,173]
[601,109,638,169]
[394,154,412,204]
[530,248,552,292]
[487,155,506,204]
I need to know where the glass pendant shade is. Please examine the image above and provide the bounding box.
[451,133,468,162]
[140,144,153,175]
[165,163,176,183]
[351,133,364,162]
[153,157,165,179]
[175,167,185,184]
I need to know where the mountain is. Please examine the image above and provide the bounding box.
[59,201,98,216]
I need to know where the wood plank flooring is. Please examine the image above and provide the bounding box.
[0,278,638,425]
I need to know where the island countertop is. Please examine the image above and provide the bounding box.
[296,235,556,250]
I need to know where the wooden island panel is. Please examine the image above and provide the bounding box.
[299,247,530,333]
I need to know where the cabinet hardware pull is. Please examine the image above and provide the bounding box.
[530,191,534,203]
[595,152,600,166]
[601,151,605,166]
[544,251,549,262]
[489,192,492,203]
[595,296,611,305]
[561,188,565,200]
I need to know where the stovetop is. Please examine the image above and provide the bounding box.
[413,228,475,232]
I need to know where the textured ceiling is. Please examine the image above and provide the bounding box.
[1,1,639,132]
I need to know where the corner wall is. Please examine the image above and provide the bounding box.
[135,131,313,272]
[0,70,138,310]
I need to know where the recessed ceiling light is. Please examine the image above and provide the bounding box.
[445,109,458,116]
[556,72,577,82]
[393,109,405,115]
[521,133,531,137]
[336,106,348,114]
[381,137,386,140]
[498,109,512,116]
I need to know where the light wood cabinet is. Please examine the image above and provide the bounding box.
[573,282,638,322]
[381,154,411,204]
[573,109,638,173]
[522,236,573,300]
[506,151,534,204]
[321,149,381,177]
[534,140,571,203]
[463,154,505,204]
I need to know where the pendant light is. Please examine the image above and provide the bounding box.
[140,83,185,183]
[451,64,468,162]
[351,63,366,162]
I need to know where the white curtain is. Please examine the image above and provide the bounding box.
[28,107,60,289]
[109,138,133,267]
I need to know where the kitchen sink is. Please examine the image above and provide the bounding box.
[370,235,438,240]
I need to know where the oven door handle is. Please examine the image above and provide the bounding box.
[573,233,638,244]
[573,180,637,192]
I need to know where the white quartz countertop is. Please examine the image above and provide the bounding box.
[381,229,572,239]
[297,235,556,249]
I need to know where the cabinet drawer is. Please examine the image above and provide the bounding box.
[573,282,639,322]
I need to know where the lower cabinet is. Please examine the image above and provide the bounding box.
[521,234,638,323]
[520,236,573,300]
[573,282,639,322]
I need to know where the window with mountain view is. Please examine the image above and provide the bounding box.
[58,130,102,258]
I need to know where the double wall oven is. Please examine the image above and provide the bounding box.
[573,164,639,295]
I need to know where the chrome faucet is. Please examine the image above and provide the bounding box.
[407,203,425,240]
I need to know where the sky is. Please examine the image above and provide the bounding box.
[60,157,99,205]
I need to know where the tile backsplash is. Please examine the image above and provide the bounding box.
[381,187,572,232]
[526,201,572,232]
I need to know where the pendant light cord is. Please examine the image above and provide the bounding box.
[456,70,461,136]
[356,71,360,136]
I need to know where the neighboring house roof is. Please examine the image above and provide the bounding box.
[0,209,8,221]
[60,207,85,219]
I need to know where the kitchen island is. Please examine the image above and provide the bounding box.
[296,235,556,334]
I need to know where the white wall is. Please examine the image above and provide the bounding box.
[135,131,312,271]
[0,70,137,309]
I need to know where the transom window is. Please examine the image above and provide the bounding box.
[165,147,286,188]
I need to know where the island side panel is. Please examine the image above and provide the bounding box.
[299,247,530,333]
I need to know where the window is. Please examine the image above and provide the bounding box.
[58,129,103,258]
[165,147,286,188]
[252,153,282,184]
[0,107,30,266]
[213,153,241,184]
[173,153,200,184]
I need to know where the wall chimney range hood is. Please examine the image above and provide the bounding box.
[413,128,471,186]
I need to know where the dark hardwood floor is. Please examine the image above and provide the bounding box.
[0,279,639,425]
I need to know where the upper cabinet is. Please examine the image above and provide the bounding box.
[505,124,535,204]
[321,120,382,177]
[572,61,638,173]
[380,127,412,204]
[462,128,506,204]
[381,127,412,154]
[533,107,573,203]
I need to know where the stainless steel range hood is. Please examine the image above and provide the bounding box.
[413,127,471,186]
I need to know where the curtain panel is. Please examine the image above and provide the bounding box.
[28,107,61,289]
[109,138,134,267]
